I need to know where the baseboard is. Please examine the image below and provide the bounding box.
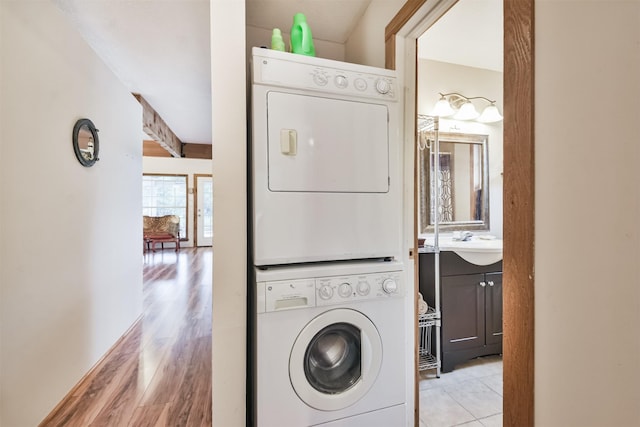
[38,315,144,425]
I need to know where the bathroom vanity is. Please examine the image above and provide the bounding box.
[419,249,503,373]
[416,119,503,373]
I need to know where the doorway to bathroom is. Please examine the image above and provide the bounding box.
[387,0,535,425]
[416,2,504,424]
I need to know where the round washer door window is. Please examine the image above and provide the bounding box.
[289,308,383,411]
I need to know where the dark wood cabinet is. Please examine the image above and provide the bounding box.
[419,251,503,373]
[485,272,503,346]
[441,273,485,352]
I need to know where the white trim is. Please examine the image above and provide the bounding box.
[393,1,459,425]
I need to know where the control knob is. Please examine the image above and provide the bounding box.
[381,278,398,294]
[313,73,328,86]
[375,78,391,94]
[356,281,371,296]
[334,75,348,89]
[354,78,367,91]
[319,284,334,300]
[338,283,352,298]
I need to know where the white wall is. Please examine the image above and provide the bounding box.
[211,1,247,426]
[0,1,143,425]
[246,25,345,61]
[142,157,213,247]
[344,0,405,67]
[248,0,405,68]
[417,59,503,237]
[535,2,640,426]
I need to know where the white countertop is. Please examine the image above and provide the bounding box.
[419,234,503,265]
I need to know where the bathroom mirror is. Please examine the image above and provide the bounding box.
[418,132,489,233]
[72,118,99,167]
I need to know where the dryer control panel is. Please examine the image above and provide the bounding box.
[253,47,396,101]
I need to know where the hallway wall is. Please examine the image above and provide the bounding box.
[211,0,247,425]
[535,1,640,425]
[0,2,143,425]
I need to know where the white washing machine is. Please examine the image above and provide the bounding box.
[251,47,401,266]
[255,260,406,427]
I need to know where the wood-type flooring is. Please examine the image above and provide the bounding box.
[40,247,212,427]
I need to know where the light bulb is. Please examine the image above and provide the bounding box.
[478,104,503,123]
[432,97,454,117]
[454,101,479,120]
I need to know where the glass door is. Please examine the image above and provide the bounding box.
[195,175,213,247]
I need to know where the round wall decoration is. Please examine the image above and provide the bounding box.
[72,118,99,167]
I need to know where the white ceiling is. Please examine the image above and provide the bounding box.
[54,0,212,144]
[54,0,501,147]
[418,0,503,72]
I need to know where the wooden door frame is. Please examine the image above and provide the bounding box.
[194,173,213,247]
[385,1,535,426]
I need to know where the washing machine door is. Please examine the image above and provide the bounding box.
[289,308,383,411]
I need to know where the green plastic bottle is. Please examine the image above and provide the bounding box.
[290,13,315,57]
[271,28,285,52]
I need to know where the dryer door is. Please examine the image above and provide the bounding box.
[267,91,389,193]
[289,308,383,411]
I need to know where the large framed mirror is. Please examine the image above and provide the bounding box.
[418,131,489,233]
[72,118,99,167]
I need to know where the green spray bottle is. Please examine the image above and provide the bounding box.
[290,13,315,57]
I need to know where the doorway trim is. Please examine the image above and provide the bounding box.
[385,1,535,426]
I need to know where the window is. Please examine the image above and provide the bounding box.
[143,174,188,238]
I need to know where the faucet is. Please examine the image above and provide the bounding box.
[453,231,474,241]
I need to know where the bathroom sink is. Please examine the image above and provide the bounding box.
[422,236,503,266]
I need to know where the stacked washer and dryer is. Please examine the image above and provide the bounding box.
[250,47,407,427]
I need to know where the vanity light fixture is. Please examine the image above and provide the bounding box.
[432,92,503,123]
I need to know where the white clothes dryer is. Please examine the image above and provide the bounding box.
[251,48,401,266]
[255,260,406,427]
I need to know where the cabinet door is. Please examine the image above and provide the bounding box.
[441,274,485,352]
[418,252,436,308]
[485,272,503,345]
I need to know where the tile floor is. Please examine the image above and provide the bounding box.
[418,355,503,427]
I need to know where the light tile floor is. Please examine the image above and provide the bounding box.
[419,355,503,427]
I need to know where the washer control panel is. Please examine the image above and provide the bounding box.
[261,278,317,313]
[315,271,403,306]
[258,269,404,313]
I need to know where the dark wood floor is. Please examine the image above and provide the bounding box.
[41,247,213,427]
